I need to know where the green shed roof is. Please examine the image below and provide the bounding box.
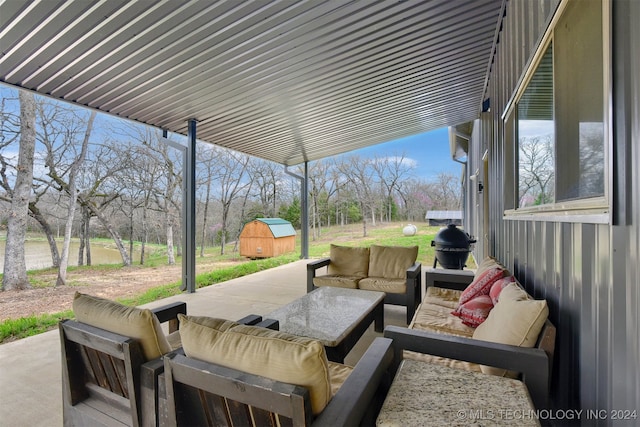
[256,218,296,238]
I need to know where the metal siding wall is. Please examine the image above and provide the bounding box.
[612,0,640,417]
[479,0,639,416]
[630,0,639,415]
[595,223,612,420]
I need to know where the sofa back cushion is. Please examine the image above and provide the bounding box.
[472,283,549,377]
[72,291,171,361]
[179,314,331,415]
[367,245,418,279]
[475,256,503,276]
[327,244,369,277]
[489,276,517,305]
[181,314,239,331]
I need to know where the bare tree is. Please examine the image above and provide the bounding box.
[41,103,132,267]
[248,158,283,218]
[336,156,377,237]
[145,134,183,265]
[425,172,462,210]
[215,150,251,255]
[304,160,340,240]
[116,124,183,265]
[56,111,96,286]
[197,144,220,257]
[1,90,36,291]
[372,153,415,222]
[396,178,434,221]
[1,92,63,270]
[115,139,163,265]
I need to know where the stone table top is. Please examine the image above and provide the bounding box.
[266,287,385,346]
[377,360,540,427]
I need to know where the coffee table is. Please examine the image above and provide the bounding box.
[266,287,385,363]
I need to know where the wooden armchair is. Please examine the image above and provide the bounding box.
[60,300,186,427]
[162,327,394,427]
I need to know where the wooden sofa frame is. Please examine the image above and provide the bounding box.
[161,337,394,427]
[307,258,422,324]
[383,267,557,410]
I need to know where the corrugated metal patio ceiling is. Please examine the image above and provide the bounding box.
[0,0,504,166]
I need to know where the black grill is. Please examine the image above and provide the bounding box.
[431,224,476,269]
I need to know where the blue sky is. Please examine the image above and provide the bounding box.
[348,127,462,180]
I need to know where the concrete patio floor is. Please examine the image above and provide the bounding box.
[0,259,409,426]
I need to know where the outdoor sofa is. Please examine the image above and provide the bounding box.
[307,244,422,324]
[384,256,556,410]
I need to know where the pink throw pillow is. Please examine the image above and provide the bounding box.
[458,267,505,306]
[452,295,494,328]
[489,276,516,305]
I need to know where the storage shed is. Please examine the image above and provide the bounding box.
[239,218,296,259]
[425,210,463,226]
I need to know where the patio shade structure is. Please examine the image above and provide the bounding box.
[0,0,505,291]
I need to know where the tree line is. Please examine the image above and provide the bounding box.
[0,88,461,291]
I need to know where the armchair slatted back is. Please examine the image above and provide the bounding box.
[60,319,144,426]
[163,352,313,427]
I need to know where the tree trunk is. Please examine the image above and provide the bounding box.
[360,203,368,237]
[128,210,134,263]
[77,207,91,266]
[78,212,86,266]
[84,209,92,266]
[57,111,96,286]
[233,185,252,253]
[200,178,211,257]
[140,205,148,265]
[28,202,60,268]
[2,91,36,291]
[220,204,231,256]
[78,196,131,266]
[166,219,175,265]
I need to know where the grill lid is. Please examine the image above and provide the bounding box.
[431,224,476,249]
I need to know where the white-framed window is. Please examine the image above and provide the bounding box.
[504,0,610,223]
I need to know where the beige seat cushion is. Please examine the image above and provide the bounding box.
[327,362,353,396]
[424,286,463,309]
[406,298,478,373]
[409,302,475,338]
[72,292,171,361]
[327,244,370,277]
[367,245,418,279]
[473,283,548,377]
[313,274,362,289]
[166,330,182,350]
[178,314,332,415]
[358,277,406,294]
